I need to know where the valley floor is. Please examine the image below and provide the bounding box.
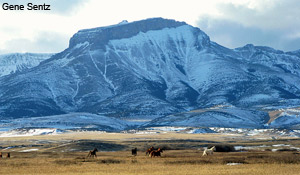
[1,131,300,175]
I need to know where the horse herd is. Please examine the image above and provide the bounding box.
[86,146,216,158]
[0,147,215,159]
[145,146,163,157]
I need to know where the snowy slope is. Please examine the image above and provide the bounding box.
[0,113,130,132]
[143,105,269,128]
[268,108,300,129]
[0,53,53,77]
[0,18,299,129]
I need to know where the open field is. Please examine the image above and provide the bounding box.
[1,131,300,175]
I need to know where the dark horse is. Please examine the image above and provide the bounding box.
[132,148,137,156]
[87,148,98,158]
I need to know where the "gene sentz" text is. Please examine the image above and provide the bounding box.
[2,3,51,11]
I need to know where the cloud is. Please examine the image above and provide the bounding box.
[217,0,300,31]
[197,0,300,51]
[4,32,69,53]
[197,16,298,51]
[48,0,90,15]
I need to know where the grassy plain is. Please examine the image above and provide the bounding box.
[1,131,300,175]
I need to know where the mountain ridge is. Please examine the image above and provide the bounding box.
[0,53,53,77]
[0,18,299,130]
[69,18,188,50]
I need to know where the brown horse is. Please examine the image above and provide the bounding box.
[146,146,154,156]
[149,148,163,158]
[87,148,98,158]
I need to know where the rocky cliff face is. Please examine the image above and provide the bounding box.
[0,18,299,129]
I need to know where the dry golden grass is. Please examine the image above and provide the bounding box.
[1,132,300,174]
[1,151,300,175]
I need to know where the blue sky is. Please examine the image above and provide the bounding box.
[0,0,299,53]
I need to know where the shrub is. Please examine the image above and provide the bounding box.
[276,148,298,152]
[54,159,79,166]
[97,159,124,164]
[274,156,300,164]
[165,160,212,165]
[208,145,236,152]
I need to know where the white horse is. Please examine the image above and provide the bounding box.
[202,146,216,156]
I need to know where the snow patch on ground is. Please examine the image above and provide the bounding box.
[210,127,300,137]
[0,128,63,137]
[147,126,188,132]
[187,128,216,134]
[227,163,243,166]
[19,149,39,152]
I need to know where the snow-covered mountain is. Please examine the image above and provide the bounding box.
[0,18,299,130]
[0,53,53,77]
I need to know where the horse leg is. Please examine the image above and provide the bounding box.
[87,151,91,158]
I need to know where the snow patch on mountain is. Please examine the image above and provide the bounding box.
[0,113,132,132]
[0,53,53,77]
[268,108,300,129]
[143,106,269,129]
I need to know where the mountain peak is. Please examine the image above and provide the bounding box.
[69,18,188,49]
[77,18,187,32]
[235,43,284,54]
[118,20,129,25]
